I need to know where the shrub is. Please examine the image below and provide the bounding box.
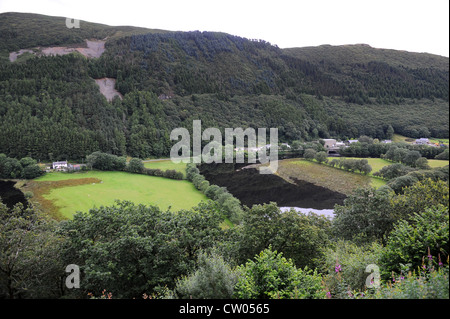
[303,148,317,161]
[380,205,449,278]
[374,163,416,180]
[333,187,395,244]
[127,158,144,174]
[163,169,178,179]
[175,251,239,299]
[322,240,383,296]
[186,163,200,181]
[21,164,43,179]
[360,257,449,299]
[86,151,126,171]
[435,149,449,160]
[204,185,224,200]
[234,247,326,299]
[314,151,328,164]
[387,175,419,193]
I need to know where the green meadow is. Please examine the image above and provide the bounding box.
[329,157,448,173]
[428,159,450,168]
[276,159,385,196]
[34,170,207,219]
[143,159,187,177]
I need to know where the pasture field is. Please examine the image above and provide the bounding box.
[30,170,207,219]
[144,159,187,177]
[392,134,448,146]
[392,134,414,143]
[330,157,392,175]
[276,159,386,196]
[427,159,450,168]
[284,157,448,195]
[329,157,448,173]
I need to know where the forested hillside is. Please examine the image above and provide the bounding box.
[0,13,448,161]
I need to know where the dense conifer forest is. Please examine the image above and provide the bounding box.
[0,12,448,161]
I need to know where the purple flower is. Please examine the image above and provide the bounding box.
[326,292,331,299]
[335,264,341,273]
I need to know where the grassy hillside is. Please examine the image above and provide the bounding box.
[0,12,165,52]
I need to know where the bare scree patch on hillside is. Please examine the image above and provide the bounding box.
[9,39,123,102]
[9,39,106,61]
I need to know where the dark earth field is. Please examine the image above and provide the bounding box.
[0,181,27,209]
[199,163,346,209]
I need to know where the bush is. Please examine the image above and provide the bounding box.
[314,151,328,164]
[333,187,395,244]
[21,164,43,179]
[303,148,317,161]
[435,149,449,160]
[380,205,449,278]
[387,175,419,193]
[374,163,416,180]
[86,151,126,171]
[186,163,200,181]
[163,169,178,179]
[234,247,326,299]
[323,240,383,297]
[360,258,449,299]
[175,251,239,299]
[204,185,224,200]
[127,158,144,174]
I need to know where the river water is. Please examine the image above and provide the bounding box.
[0,181,27,209]
[199,163,346,218]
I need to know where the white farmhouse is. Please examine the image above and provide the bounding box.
[53,161,68,171]
[415,138,430,145]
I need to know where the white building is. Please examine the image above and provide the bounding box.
[322,139,337,149]
[53,161,68,171]
[415,138,430,145]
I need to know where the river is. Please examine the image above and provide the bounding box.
[199,163,346,218]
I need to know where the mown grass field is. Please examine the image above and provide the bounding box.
[30,170,207,219]
[143,159,187,177]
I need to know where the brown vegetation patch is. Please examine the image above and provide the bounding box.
[20,178,101,220]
